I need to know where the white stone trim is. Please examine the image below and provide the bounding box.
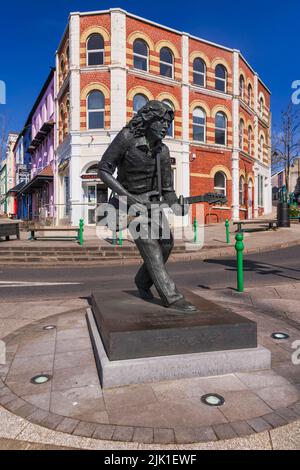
[231,51,240,220]
[110,10,127,132]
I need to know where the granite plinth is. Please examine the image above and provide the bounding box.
[86,309,271,389]
[90,289,257,361]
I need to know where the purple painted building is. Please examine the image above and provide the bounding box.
[23,68,56,222]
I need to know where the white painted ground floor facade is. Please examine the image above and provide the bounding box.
[55,131,272,227]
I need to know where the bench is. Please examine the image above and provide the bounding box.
[28,227,83,244]
[0,223,20,241]
[234,219,278,233]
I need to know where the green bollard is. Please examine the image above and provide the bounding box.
[119,230,123,247]
[79,219,84,247]
[194,219,199,244]
[112,231,117,246]
[235,233,244,293]
[225,219,230,245]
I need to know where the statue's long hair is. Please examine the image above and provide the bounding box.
[126,100,175,137]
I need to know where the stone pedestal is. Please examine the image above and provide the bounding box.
[87,290,271,389]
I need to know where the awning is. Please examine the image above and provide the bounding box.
[21,166,53,194]
[28,120,55,153]
[7,182,27,194]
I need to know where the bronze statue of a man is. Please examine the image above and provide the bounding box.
[99,100,197,313]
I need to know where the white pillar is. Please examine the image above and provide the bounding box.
[110,9,127,135]
[181,34,190,200]
[253,74,259,218]
[254,166,259,218]
[232,50,240,221]
[180,34,190,229]
[69,14,82,226]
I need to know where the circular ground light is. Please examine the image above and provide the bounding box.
[43,325,56,331]
[271,332,290,340]
[201,394,225,407]
[30,375,52,385]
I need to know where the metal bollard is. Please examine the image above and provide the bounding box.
[79,219,84,247]
[235,233,244,293]
[225,219,230,244]
[119,230,123,247]
[194,219,199,244]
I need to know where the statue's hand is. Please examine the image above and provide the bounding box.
[127,194,149,214]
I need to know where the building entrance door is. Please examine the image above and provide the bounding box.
[84,183,108,225]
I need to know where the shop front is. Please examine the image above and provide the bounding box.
[81,164,108,226]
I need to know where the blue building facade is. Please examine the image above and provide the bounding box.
[13,125,32,220]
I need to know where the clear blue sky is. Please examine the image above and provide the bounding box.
[0,0,299,133]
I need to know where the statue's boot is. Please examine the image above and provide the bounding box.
[169,298,198,313]
[136,283,154,301]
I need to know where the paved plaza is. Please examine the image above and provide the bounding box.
[0,281,299,450]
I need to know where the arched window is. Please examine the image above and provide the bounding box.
[60,59,65,80]
[239,75,245,100]
[66,98,70,132]
[160,47,174,78]
[215,112,227,145]
[86,164,98,174]
[248,126,253,155]
[133,94,148,115]
[215,64,227,93]
[260,97,264,118]
[87,91,105,129]
[248,84,252,107]
[193,58,206,87]
[193,107,206,143]
[133,39,149,71]
[214,172,227,196]
[60,106,65,141]
[260,135,265,160]
[162,100,175,137]
[239,175,245,205]
[87,34,104,66]
[239,119,245,150]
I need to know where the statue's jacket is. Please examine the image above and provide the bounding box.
[98,127,176,203]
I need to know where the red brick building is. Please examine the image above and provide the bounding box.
[55,8,272,226]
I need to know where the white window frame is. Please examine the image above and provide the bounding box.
[239,175,245,205]
[162,100,175,138]
[193,107,206,143]
[87,92,105,130]
[239,119,245,151]
[248,85,252,107]
[214,172,227,196]
[248,126,253,155]
[133,40,149,72]
[260,98,264,118]
[86,34,105,67]
[193,58,206,87]
[239,76,245,100]
[215,65,227,93]
[133,94,149,116]
[215,112,227,146]
[160,48,174,79]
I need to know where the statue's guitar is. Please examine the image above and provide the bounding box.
[105,192,228,231]
[178,193,227,207]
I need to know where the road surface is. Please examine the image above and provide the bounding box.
[0,245,299,301]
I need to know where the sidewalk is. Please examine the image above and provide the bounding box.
[0,285,299,450]
[1,219,300,265]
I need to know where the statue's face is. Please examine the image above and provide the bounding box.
[146,116,172,141]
